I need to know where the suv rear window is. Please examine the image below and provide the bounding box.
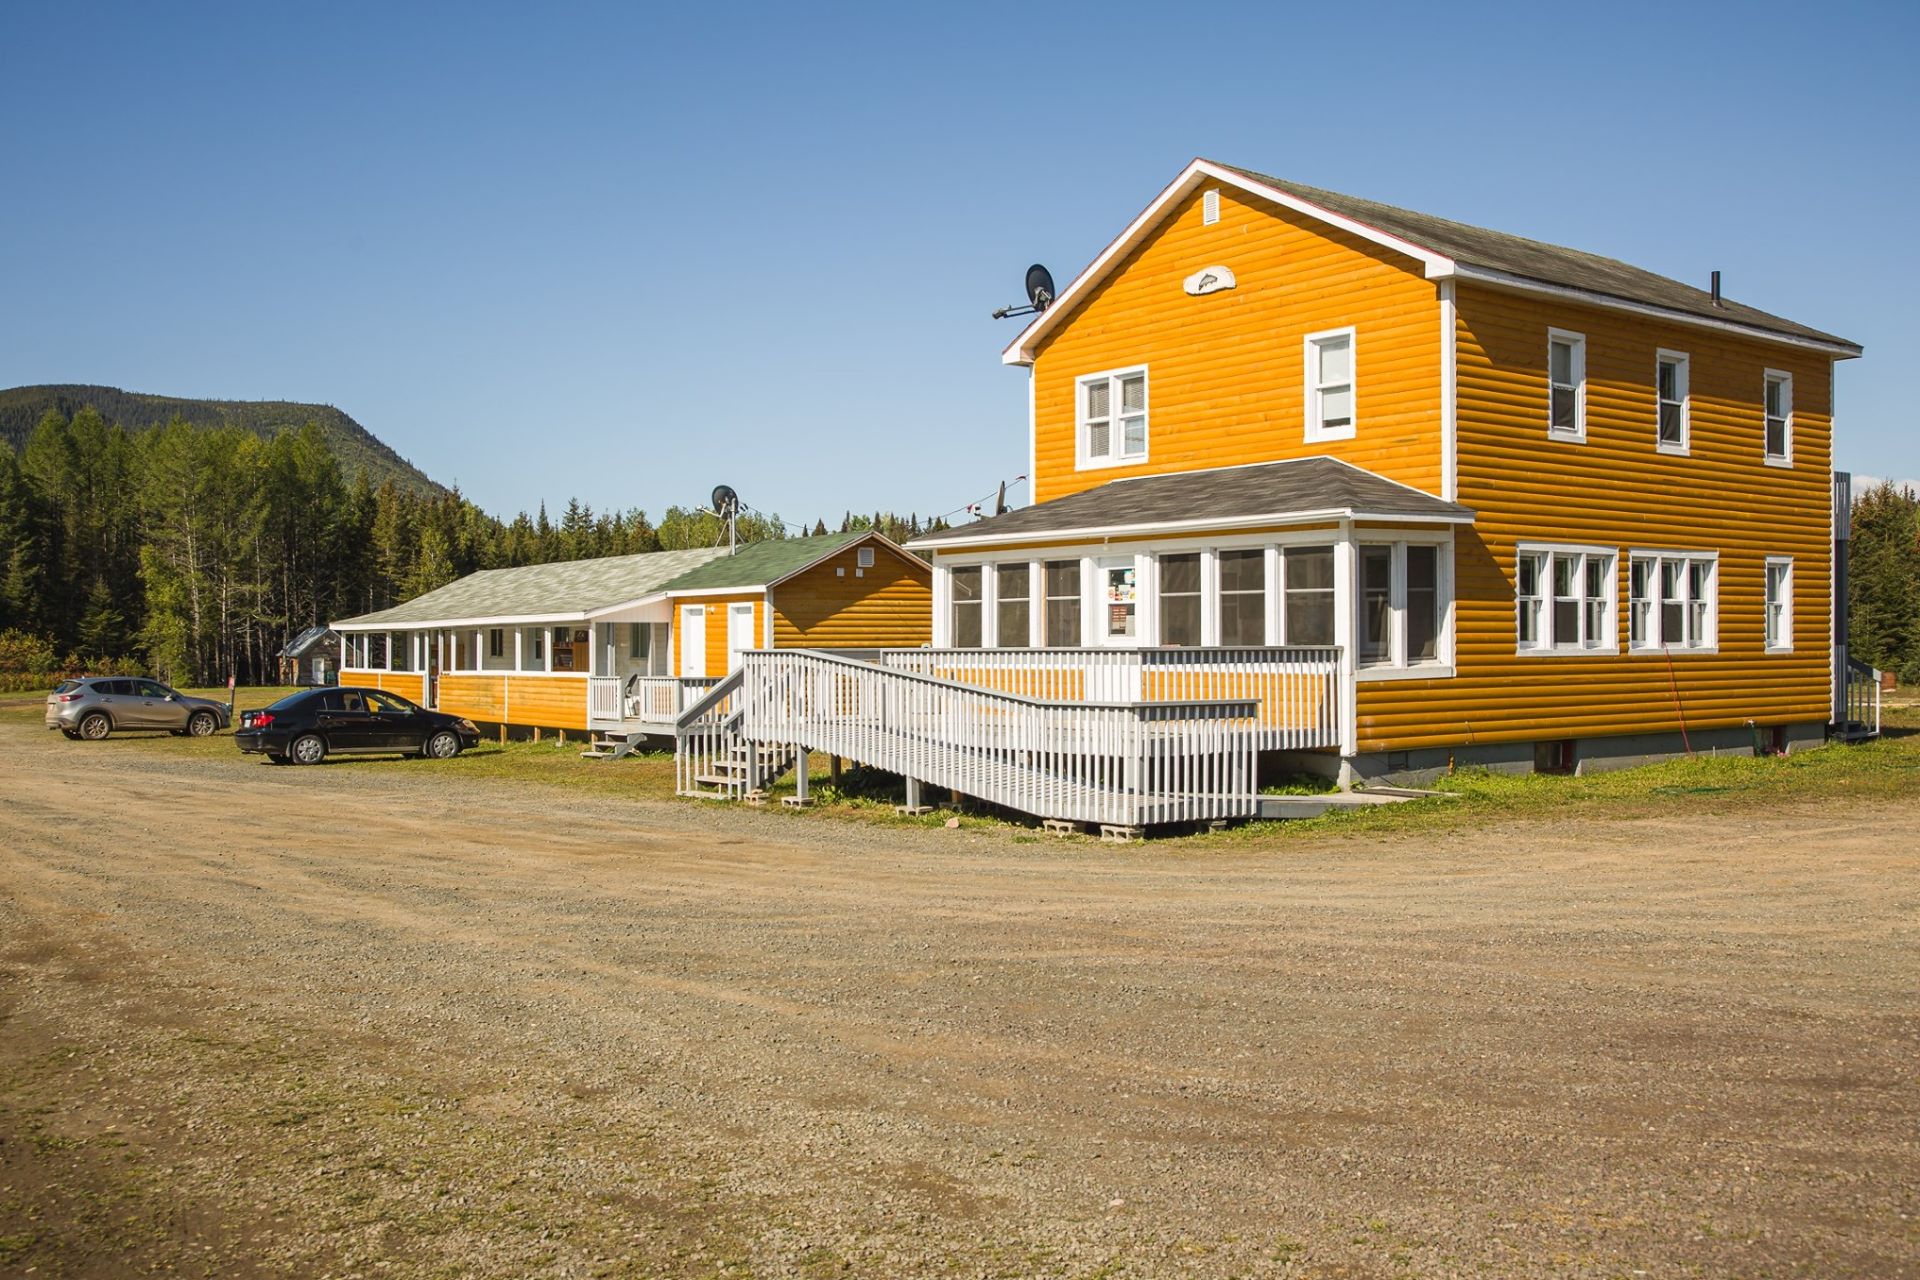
[53,680,81,694]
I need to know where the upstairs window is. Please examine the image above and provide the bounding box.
[1629,552,1716,651]
[1657,351,1690,453]
[1764,371,1793,465]
[949,565,983,648]
[1304,328,1356,442]
[1765,557,1794,652]
[1078,368,1148,468]
[1517,545,1614,653]
[1548,330,1586,440]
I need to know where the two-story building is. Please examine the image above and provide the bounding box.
[889,158,1861,790]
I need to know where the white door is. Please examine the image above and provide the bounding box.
[727,602,757,671]
[679,605,707,678]
[1090,557,1144,699]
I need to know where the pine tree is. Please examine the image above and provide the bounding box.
[1850,481,1920,682]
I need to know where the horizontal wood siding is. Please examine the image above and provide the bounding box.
[1356,283,1833,751]
[339,671,425,703]
[772,547,933,648]
[431,673,587,731]
[1030,185,1441,502]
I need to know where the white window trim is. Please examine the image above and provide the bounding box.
[1627,549,1719,655]
[1655,349,1690,456]
[1765,555,1795,654]
[1547,328,1587,442]
[1763,369,1794,468]
[1075,364,1150,470]
[1303,326,1357,443]
[1354,538,1455,680]
[1514,542,1618,656]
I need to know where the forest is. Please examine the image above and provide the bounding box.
[0,409,942,688]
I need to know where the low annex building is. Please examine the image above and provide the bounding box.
[330,532,930,737]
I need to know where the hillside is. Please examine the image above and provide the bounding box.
[0,384,444,495]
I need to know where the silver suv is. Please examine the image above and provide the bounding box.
[46,677,232,740]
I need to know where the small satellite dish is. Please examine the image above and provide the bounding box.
[992,264,1057,320]
[1025,264,1055,311]
[711,485,740,519]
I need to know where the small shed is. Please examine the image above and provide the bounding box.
[278,625,341,686]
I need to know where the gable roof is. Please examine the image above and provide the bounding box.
[908,457,1472,550]
[278,624,335,657]
[662,531,927,593]
[332,545,730,629]
[1003,159,1860,364]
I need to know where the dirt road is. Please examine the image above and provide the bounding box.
[2,719,1917,1277]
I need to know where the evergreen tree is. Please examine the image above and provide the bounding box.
[1850,481,1920,682]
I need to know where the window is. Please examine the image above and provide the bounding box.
[857,545,876,569]
[1078,368,1148,467]
[1216,549,1266,646]
[1359,545,1393,665]
[1044,560,1081,646]
[1657,351,1689,452]
[455,630,476,671]
[1101,562,1138,641]
[1629,552,1717,651]
[367,633,389,669]
[389,632,414,672]
[1282,546,1335,646]
[489,628,505,658]
[1305,329,1355,441]
[342,634,362,668]
[629,622,646,660]
[1548,330,1586,439]
[1405,545,1440,663]
[1765,557,1793,651]
[995,563,1031,648]
[520,626,545,671]
[1516,545,1615,652]
[1764,371,1792,465]
[950,565,983,648]
[1158,553,1202,647]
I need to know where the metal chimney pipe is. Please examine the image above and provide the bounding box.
[1710,270,1722,306]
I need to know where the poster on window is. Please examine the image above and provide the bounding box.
[1105,566,1136,638]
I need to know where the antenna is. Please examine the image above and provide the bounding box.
[991,264,1056,320]
[711,484,740,555]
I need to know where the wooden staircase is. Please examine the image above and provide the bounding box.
[685,740,799,801]
[579,730,648,761]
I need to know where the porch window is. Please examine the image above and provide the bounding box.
[520,626,545,671]
[950,565,983,648]
[489,628,504,659]
[1282,546,1335,646]
[1102,562,1138,641]
[1765,557,1793,651]
[367,632,389,669]
[1657,351,1689,452]
[342,633,363,668]
[1548,330,1586,439]
[1305,329,1355,442]
[1216,549,1266,646]
[389,632,414,672]
[1359,545,1393,665]
[629,623,646,660]
[1078,368,1148,467]
[1764,371,1792,465]
[1044,560,1082,646]
[455,630,476,671]
[1629,552,1717,651]
[995,563,1031,648]
[1158,553,1202,647]
[1517,545,1615,652]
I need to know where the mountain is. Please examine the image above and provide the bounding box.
[0,384,445,496]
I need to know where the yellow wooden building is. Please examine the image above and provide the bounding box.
[895,159,1866,787]
[330,532,930,749]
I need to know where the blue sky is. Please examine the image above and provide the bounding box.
[4,1,1916,522]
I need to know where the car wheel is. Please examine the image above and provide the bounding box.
[188,711,218,737]
[78,712,111,740]
[290,734,327,765]
[424,730,462,760]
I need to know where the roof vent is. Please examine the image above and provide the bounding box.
[1710,270,1722,307]
[1202,188,1221,225]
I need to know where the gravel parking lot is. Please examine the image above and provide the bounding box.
[2,715,1917,1278]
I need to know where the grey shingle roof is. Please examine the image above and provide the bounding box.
[1216,162,1858,350]
[909,457,1472,548]
[333,545,730,627]
[278,624,334,657]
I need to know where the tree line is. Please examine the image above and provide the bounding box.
[1849,480,1920,684]
[0,409,943,686]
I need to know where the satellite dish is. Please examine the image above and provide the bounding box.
[1025,264,1055,311]
[711,485,740,519]
[992,264,1057,320]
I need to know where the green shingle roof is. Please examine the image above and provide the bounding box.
[655,532,866,592]
[333,545,730,628]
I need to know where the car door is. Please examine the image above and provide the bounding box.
[317,689,378,751]
[136,680,187,731]
[364,690,423,750]
[93,679,134,726]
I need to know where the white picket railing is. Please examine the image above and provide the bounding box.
[709,649,1260,826]
[1844,657,1883,739]
[872,646,1341,751]
[590,674,722,725]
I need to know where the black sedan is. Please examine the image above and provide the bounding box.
[234,687,482,765]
